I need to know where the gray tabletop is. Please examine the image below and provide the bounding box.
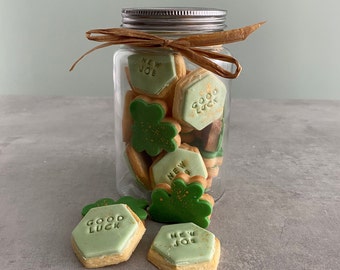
[1,96,339,270]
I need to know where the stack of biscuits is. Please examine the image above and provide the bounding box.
[123,51,228,192]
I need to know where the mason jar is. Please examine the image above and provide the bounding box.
[113,7,235,200]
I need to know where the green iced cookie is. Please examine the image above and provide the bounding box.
[200,147,224,159]
[148,223,216,267]
[150,145,208,187]
[174,69,227,130]
[71,204,145,268]
[148,222,221,270]
[149,176,213,228]
[130,97,180,156]
[81,196,149,220]
[81,198,115,217]
[128,53,176,96]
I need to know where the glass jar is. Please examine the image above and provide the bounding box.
[113,7,234,200]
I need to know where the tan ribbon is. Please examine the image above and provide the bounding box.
[70,21,265,79]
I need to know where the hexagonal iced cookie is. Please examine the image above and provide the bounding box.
[128,52,185,98]
[71,204,145,268]
[148,223,221,270]
[150,144,208,188]
[173,68,227,130]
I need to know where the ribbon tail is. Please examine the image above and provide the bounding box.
[177,21,265,47]
[175,45,242,79]
[69,42,116,71]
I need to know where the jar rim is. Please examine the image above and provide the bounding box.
[121,7,227,32]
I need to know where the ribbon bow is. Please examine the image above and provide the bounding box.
[70,21,265,79]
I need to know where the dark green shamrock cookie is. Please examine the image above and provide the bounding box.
[81,198,115,216]
[129,96,181,156]
[148,173,214,228]
[81,196,149,220]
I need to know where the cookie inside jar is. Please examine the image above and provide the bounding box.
[117,48,230,200]
[113,8,235,200]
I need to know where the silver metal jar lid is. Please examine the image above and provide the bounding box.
[121,7,227,32]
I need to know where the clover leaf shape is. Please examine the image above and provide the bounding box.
[130,98,179,156]
[81,198,115,216]
[81,196,149,220]
[116,196,149,220]
[148,178,213,228]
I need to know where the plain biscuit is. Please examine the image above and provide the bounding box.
[125,144,153,190]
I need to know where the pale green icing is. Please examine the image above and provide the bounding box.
[128,53,176,95]
[152,147,208,186]
[200,147,224,159]
[181,72,227,130]
[72,204,138,258]
[152,223,215,265]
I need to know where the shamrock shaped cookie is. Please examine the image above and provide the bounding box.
[81,198,115,216]
[130,96,181,156]
[81,196,149,220]
[148,173,214,228]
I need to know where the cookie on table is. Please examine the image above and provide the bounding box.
[148,173,214,228]
[81,198,115,216]
[172,68,227,131]
[81,197,149,221]
[149,143,208,188]
[148,222,221,270]
[129,95,181,156]
[71,204,146,268]
[125,143,153,190]
[127,52,186,99]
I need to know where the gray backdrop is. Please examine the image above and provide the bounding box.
[1,0,339,99]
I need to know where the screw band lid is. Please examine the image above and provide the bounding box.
[121,7,227,32]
